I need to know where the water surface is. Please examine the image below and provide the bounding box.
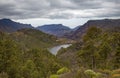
[48,44,71,55]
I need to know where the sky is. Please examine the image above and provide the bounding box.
[0,0,120,28]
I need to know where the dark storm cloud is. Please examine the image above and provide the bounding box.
[0,0,120,19]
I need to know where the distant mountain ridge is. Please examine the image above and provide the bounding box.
[0,18,33,32]
[65,19,120,40]
[36,24,72,37]
[0,18,120,39]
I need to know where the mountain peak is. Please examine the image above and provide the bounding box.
[65,19,120,40]
[0,18,33,33]
[0,18,12,21]
[36,24,72,37]
[0,18,13,23]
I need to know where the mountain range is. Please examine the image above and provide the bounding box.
[0,18,73,37]
[0,18,120,39]
[36,24,72,37]
[0,18,120,78]
[64,19,120,40]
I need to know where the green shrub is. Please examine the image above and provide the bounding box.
[84,69,103,78]
[84,69,96,77]
[57,67,70,75]
[75,67,86,78]
[50,74,59,78]
[95,72,103,78]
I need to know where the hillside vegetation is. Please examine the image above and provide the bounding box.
[57,26,120,78]
[0,19,120,78]
[0,29,63,78]
[10,28,58,49]
[0,26,119,78]
[65,19,120,40]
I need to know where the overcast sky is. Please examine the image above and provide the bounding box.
[0,0,120,28]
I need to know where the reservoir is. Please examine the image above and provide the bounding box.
[48,44,72,55]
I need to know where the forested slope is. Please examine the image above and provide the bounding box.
[57,26,120,78]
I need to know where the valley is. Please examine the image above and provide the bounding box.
[0,18,120,78]
[0,0,120,78]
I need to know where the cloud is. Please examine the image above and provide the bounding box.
[0,0,120,19]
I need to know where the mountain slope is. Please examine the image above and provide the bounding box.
[66,19,120,40]
[57,26,120,78]
[36,24,72,37]
[10,28,58,49]
[0,18,33,32]
[73,26,80,31]
[0,30,62,78]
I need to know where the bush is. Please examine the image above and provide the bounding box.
[84,69,96,77]
[75,67,86,78]
[84,69,103,78]
[50,74,59,78]
[95,72,103,78]
[57,67,70,75]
